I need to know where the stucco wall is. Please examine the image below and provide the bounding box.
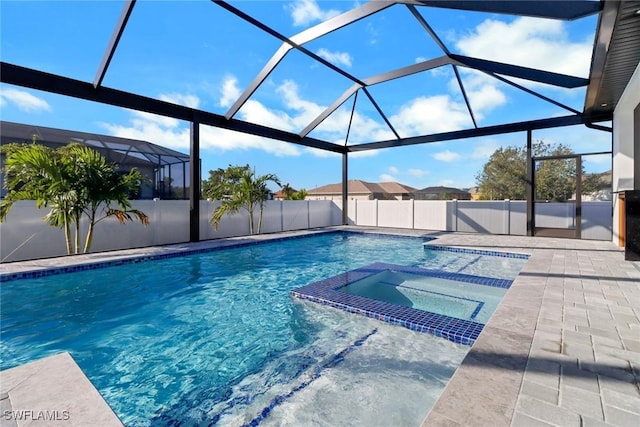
[612,62,640,244]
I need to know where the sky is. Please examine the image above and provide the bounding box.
[0,0,613,192]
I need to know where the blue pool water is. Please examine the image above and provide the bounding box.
[0,232,528,426]
[340,270,506,323]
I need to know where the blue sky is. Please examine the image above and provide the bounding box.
[0,0,612,191]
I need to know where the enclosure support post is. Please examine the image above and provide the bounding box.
[190,120,201,242]
[342,152,348,225]
[526,129,534,236]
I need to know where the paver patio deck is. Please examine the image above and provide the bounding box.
[418,231,640,427]
[1,227,638,426]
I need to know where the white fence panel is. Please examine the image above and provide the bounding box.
[1,201,69,262]
[206,201,251,239]
[378,200,413,228]
[200,200,215,241]
[582,202,612,240]
[535,203,575,228]
[309,200,340,228]
[509,201,527,236]
[282,201,309,231]
[260,201,284,234]
[0,198,613,263]
[456,201,510,234]
[150,200,190,245]
[355,200,377,226]
[88,200,157,251]
[413,201,448,231]
[346,200,356,225]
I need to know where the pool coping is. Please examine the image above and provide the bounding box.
[0,353,122,426]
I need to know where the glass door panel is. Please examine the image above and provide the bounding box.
[533,157,580,238]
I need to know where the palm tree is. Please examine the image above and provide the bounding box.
[61,144,149,253]
[1,143,78,254]
[211,166,280,234]
[281,183,295,199]
[1,143,149,255]
[290,189,308,200]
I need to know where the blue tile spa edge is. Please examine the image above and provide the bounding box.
[424,244,530,259]
[290,262,508,345]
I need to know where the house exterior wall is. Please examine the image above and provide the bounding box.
[612,62,640,245]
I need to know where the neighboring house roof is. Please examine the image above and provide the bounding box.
[308,180,416,195]
[378,182,417,194]
[467,186,481,195]
[414,186,468,194]
[273,188,296,199]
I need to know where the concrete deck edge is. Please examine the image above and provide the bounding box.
[0,352,122,426]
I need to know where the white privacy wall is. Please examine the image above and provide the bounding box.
[0,200,339,263]
[612,62,640,244]
[0,199,612,263]
[345,200,610,240]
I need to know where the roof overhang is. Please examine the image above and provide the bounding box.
[584,0,640,120]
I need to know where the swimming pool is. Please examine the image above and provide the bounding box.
[0,231,528,426]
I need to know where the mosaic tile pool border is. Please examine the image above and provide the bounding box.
[1,231,526,283]
[290,262,511,345]
[424,244,530,259]
[0,230,336,282]
[0,230,436,282]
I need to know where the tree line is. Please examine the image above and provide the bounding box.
[475,141,603,201]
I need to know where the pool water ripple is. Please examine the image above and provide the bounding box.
[1,232,527,426]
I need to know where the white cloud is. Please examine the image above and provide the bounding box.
[160,93,200,109]
[316,48,353,68]
[102,114,301,157]
[379,173,396,182]
[471,140,500,159]
[219,75,241,108]
[456,17,592,78]
[447,68,507,116]
[0,88,51,112]
[287,0,341,27]
[408,168,429,177]
[390,95,472,137]
[101,80,303,156]
[366,22,378,45]
[433,150,462,162]
[388,166,399,174]
[349,149,380,158]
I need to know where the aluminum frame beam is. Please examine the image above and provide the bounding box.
[189,120,200,242]
[299,56,451,138]
[348,115,590,151]
[409,1,602,21]
[450,54,589,88]
[215,0,393,120]
[406,4,450,54]
[93,0,136,88]
[362,87,400,140]
[452,65,478,128]
[1,62,345,154]
[487,72,582,115]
